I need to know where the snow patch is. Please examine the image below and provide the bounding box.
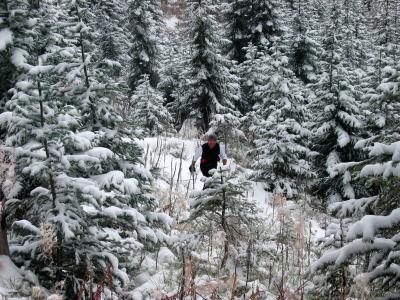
[0,256,23,290]
[0,28,12,51]
[165,16,179,30]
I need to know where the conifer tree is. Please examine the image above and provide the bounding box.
[310,1,363,207]
[131,74,174,136]
[180,0,241,132]
[158,24,190,126]
[289,0,320,83]
[127,0,163,91]
[1,0,171,297]
[190,165,256,269]
[249,50,313,198]
[225,0,281,63]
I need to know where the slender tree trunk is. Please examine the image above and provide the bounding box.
[38,79,57,208]
[75,4,96,127]
[37,64,64,283]
[179,248,186,300]
[0,197,10,256]
[220,170,229,269]
[0,0,11,259]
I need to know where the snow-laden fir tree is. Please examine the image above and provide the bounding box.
[1,0,171,298]
[309,1,363,208]
[312,137,400,297]
[92,0,131,117]
[94,0,130,69]
[0,0,59,259]
[225,0,281,63]
[239,44,271,115]
[189,165,257,270]
[157,23,190,125]
[131,74,174,136]
[311,45,400,300]
[310,219,353,299]
[127,0,163,91]
[0,0,34,113]
[288,0,320,83]
[248,49,313,199]
[372,0,400,62]
[180,0,241,133]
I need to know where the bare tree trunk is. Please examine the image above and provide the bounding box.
[220,170,229,269]
[179,248,186,300]
[0,198,10,256]
[245,240,252,289]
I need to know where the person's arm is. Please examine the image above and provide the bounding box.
[220,144,228,165]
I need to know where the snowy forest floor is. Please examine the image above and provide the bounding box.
[130,136,326,299]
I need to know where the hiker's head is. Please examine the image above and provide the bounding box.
[207,133,217,148]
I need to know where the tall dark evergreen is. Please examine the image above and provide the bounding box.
[289,0,320,83]
[249,49,314,198]
[310,1,363,207]
[127,0,163,91]
[180,0,241,132]
[225,0,281,63]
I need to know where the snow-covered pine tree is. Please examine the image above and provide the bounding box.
[131,74,174,136]
[189,165,257,270]
[0,2,14,113]
[249,49,313,199]
[309,0,363,208]
[157,23,190,126]
[0,0,60,261]
[310,219,353,299]
[311,15,400,298]
[239,43,271,117]
[372,0,400,63]
[288,0,320,83]
[92,0,131,116]
[225,0,281,63]
[127,0,163,91]
[0,0,34,113]
[180,0,241,133]
[94,0,130,69]
[2,0,171,297]
[312,81,400,296]
[364,65,400,144]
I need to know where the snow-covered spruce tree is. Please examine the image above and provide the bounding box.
[225,0,281,63]
[340,0,368,70]
[312,137,400,297]
[0,0,58,260]
[92,0,131,116]
[239,44,271,116]
[189,165,257,271]
[94,0,130,68]
[127,0,163,91]
[181,0,241,133]
[0,0,34,114]
[310,47,400,300]
[288,0,320,83]
[248,49,313,199]
[131,74,174,136]
[371,0,400,62]
[157,23,190,126]
[309,1,363,208]
[310,219,353,299]
[3,0,171,298]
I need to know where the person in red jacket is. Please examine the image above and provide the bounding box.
[189,133,228,177]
